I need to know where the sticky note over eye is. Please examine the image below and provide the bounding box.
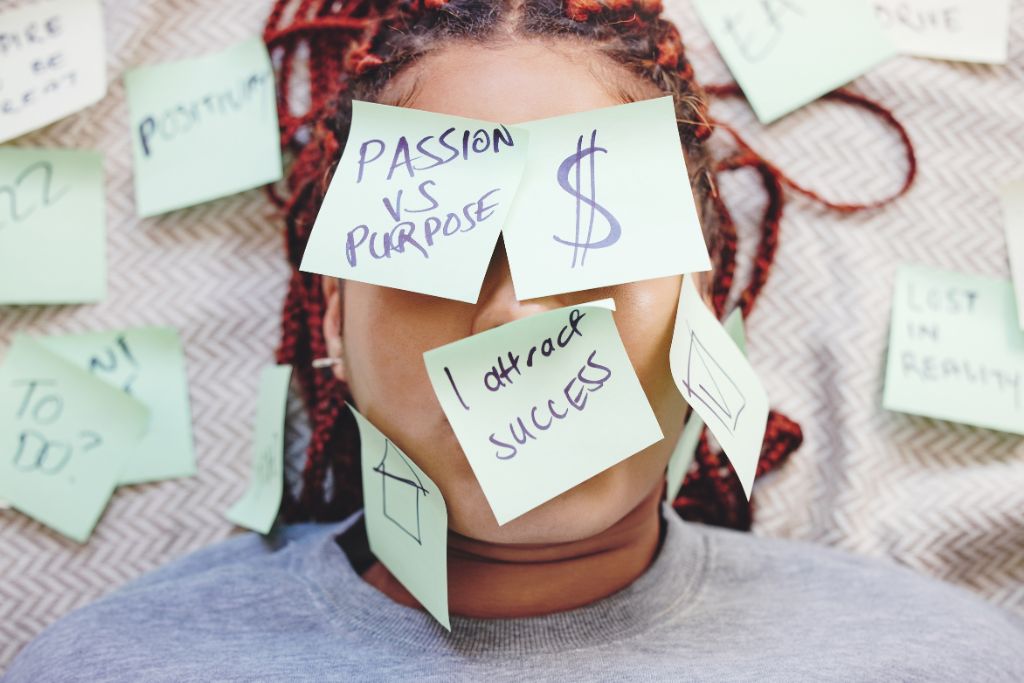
[670,276,768,499]
[301,101,529,303]
[873,0,1011,64]
[0,148,105,305]
[0,0,106,143]
[502,97,710,301]
[1001,181,1024,331]
[350,405,450,630]
[39,327,194,485]
[227,365,292,534]
[423,300,663,525]
[0,336,148,542]
[883,264,1024,435]
[124,37,282,217]
[693,0,894,124]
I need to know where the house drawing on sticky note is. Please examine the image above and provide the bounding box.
[373,441,429,545]
[684,331,746,433]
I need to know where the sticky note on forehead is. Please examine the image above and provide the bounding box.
[423,300,663,525]
[883,264,1024,435]
[124,37,282,217]
[502,97,710,300]
[874,0,1011,65]
[301,101,529,303]
[0,0,106,143]
[693,0,894,124]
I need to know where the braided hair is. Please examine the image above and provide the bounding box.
[264,0,915,527]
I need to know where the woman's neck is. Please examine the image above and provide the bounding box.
[361,486,665,619]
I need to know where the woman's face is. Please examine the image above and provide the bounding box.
[327,41,691,544]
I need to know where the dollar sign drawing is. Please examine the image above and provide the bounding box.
[553,129,622,269]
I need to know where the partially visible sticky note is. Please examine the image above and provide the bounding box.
[424,300,663,525]
[0,336,148,542]
[693,0,895,124]
[503,97,710,300]
[227,365,292,534]
[124,37,282,217]
[666,308,748,502]
[0,0,106,143]
[350,405,450,630]
[883,264,1024,435]
[40,327,195,485]
[0,148,105,305]
[301,101,529,303]
[670,276,768,499]
[874,0,1011,64]
[1001,181,1024,330]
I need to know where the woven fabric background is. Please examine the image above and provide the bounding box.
[1,0,1022,670]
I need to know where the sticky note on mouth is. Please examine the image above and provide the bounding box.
[301,101,529,303]
[423,300,663,525]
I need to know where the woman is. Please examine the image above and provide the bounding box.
[7,0,1023,680]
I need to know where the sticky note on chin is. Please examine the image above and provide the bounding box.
[883,264,1024,435]
[350,406,450,630]
[693,0,894,124]
[873,0,1011,64]
[424,300,663,525]
[0,0,106,143]
[125,36,282,217]
[0,336,148,542]
[670,276,768,499]
[301,101,529,303]
[503,97,710,300]
[0,148,105,305]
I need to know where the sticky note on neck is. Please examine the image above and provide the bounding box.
[670,276,768,499]
[124,37,282,217]
[424,300,663,525]
[301,101,529,303]
[693,0,895,124]
[350,405,450,630]
[0,336,148,542]
[1001,181,1024,331]
[227,365,292,534]
[0,0,106,143]
[502,97,710,300]
[874,0,1011,64]
[883,264,1024,435]
[0,148,105,305]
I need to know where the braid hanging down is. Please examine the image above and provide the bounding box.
[263,0,917,529]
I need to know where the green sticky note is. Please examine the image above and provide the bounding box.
[693,0,895,124]
[670,277,768,499]
[226,365,291,534]
[39,327,195,485]
[124,36,282,217]
[301,101,529,303]
[424,300,663,525]
[503,97,710,301]
[874,0,1011,65]
[883,264,1024,435]
[666,308,748,502]
[0,148,105,305]
[1001,180,1024,330]
[0,336,148,542]
[350,405,450,630]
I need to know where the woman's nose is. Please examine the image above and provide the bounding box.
[471,237,562,335]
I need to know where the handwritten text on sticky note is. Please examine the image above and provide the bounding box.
[693,0,894,123]
[0,147,105,305]
[125,37,282,217]
[874,0,1011,64]
[301,101,528,303]
[0,0,106,143]
[883,264,1024,435]
[0,337,148,542]
[503,97,710,300]
[424,301,663,525]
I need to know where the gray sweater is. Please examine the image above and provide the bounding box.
[5,507,1023,682]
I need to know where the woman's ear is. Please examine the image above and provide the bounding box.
[321,276,348,383]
